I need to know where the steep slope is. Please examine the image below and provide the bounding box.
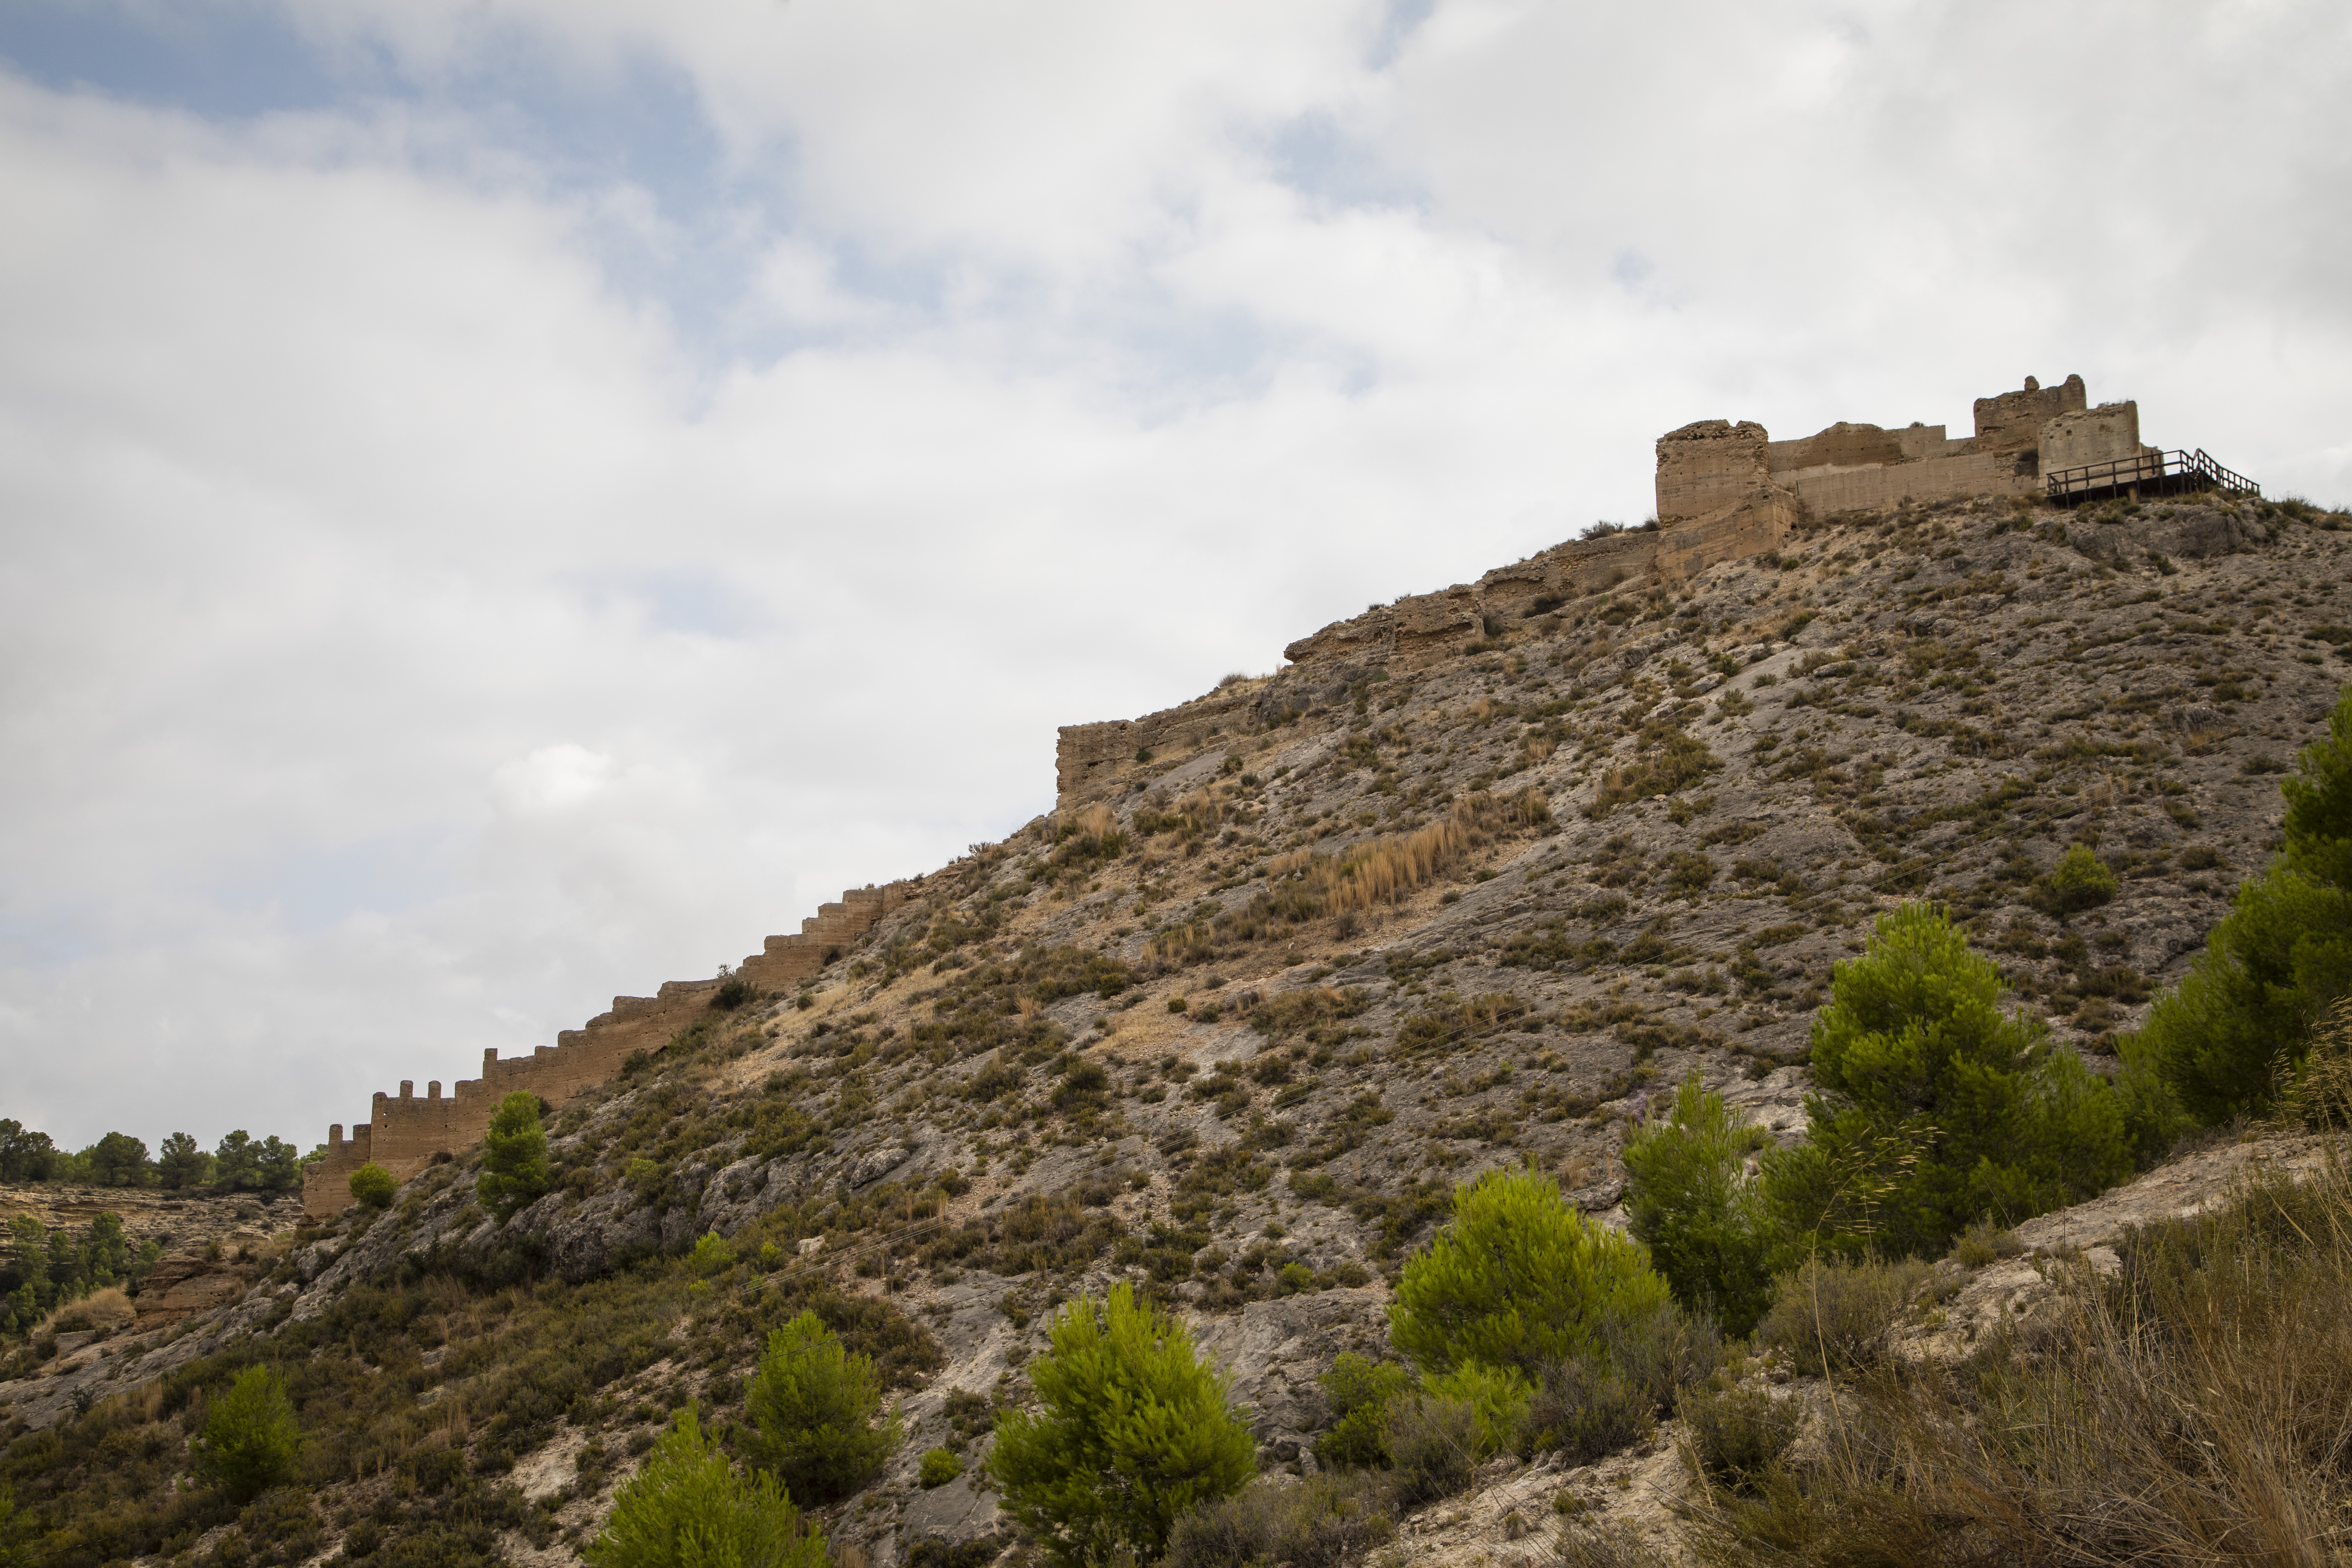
[4,489,2348,1567]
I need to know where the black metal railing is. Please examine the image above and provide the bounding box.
[2047,448,2260,506]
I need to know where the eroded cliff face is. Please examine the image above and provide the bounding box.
[11,488,2350,1567]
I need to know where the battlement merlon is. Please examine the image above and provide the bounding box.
[300,879,920,1219]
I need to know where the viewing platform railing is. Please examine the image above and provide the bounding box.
[2047,448,2260,507]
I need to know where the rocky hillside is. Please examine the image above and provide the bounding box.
[4,489,2348,1567]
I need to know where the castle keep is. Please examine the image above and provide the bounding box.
[301,881,917,1217]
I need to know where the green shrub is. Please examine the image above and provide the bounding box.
[1165,1471,1397,1568]
[1415,1361,1529,1457]
[1379,1390,1480,1506]
[1624,1073,1774,1336]
[689,1231,735,1277]
[585,1406,825,1568]
[2037,843,2119,913]
[919,1447,963,1488]
[1948,1217,2017,1269]
[192,1366,302,1502]
[1388,1167,1672,1379]
[476,1091,551,1222]
[347,1161,397,1210]
[1377,1368,1538,1507]
[1682,1381,1801,1493]
[1314,1352,1411,1469]
[1521,1301,1718,1464]
[1754,1255,1933,1377]
[1760,902,2131,1261]
[743,1310,901,1505]
[710,967,757,1010]
[987,1282,1254,1568]
[2128,684,2352,1122]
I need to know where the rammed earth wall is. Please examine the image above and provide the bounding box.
[301,881,919,1217]
[1055,484,1797,809]
[1661,374,2156,525]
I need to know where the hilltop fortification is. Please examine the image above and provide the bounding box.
[1656,373,2155,523]
[1060,372,2231,810]
[309,371,2262,1222]
[300,881,920,1216]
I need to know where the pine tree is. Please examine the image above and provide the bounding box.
[741,1311,900,1505]
[987,1283,1254,1568]
[1623,1073,1775,1336]
[192,1366,301,1501]
[1761,902,2131,1259]
[585,1406,825,1568]
[1388,1166,1671,1378]
[84,1132,152,1188]
[2130,683,2352,1122]
[157,1132,213,1190]
[476,1092,551,1221]
[347,1162,398,1210]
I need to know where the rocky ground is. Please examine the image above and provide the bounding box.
[8,489,2349,1567]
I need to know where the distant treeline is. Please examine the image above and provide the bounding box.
[0,1118,311,1195]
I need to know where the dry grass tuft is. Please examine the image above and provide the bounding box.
[1177,786,1226,835]
[1067,801,1119,842]
[41,1285,136,1335]
[1317,791,1519,915]
[1690,1146,2352,1567]
[2278,995,2352,1133]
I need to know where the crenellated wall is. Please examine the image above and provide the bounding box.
[302,880,920,1217]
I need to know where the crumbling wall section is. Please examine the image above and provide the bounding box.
[302,881,918,1217]
[1742,378,2106,517]
[1779,450,2029,514]
[1655,420,1769,528]
[2040,401,2146,473]
[1062,488,1793,811]
[1973,373,2086,452]
[1054,689,1258,804]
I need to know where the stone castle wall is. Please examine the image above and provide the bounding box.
[1053,484,1796,809]
[302,880,919,1217]
[1058,372,2168,813]
[1655,419,1769,527]
[1657,373,2151,524]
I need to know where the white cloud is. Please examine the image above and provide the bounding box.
[1,0,2348,1149]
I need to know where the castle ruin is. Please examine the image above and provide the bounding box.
[1054,374,2255,808]
[309,373,2258,1210]
[1658,373,2162,525]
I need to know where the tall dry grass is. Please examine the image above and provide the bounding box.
[1689,1146,2352,1567]
[1066,801,1119,843]
[39,1284,135,1335]
[1300,789,1550,918]
[2277,995,2352,1133]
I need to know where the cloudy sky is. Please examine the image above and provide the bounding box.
[3,0,2347,1154]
